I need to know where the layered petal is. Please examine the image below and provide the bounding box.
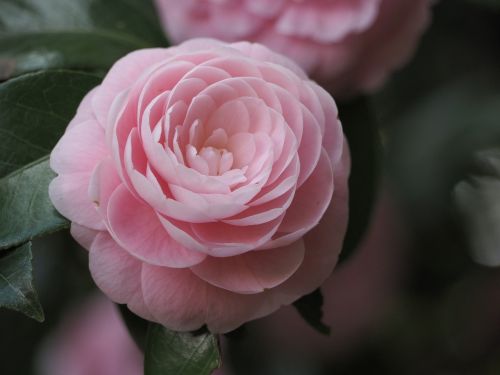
[107,185,207,268]
[191,239,305,294]
[50,38,350,334]
[89,233,153,320]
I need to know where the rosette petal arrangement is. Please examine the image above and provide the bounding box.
[154,0,432,96]
[49,39,350,333]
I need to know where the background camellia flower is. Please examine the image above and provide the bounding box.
[36,295,143,375]
[153,0,432,96]
[49,39,349,333]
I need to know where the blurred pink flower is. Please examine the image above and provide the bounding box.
[49,39,349,333]
[37,295,142,375]
[154,0,432,96]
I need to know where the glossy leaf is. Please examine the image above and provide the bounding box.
[0,32,146,80]
[0,0,168,78]
[337,97,381,263]
[293,288,330,335]
[0,70,101,177]
[0,242,44,321]
[119,304,149,352]
[145,323,221,375]
[0,158,68,250]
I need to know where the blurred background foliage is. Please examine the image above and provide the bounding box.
[1,0,500,374]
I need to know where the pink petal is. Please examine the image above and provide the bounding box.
[223,184,295,226]
[125,130,214,223]
[182,64,232,86]
[141,266,208,331]
[141,264,274,333]
[310,82,343,165]
[137,60,195,120]
[295,104,323,187]
[70,223,99,250]
[89,232,153,320]
[262,148,334,249]
[107,184,206,268]
[271,140,351,297]
[168,183,253,220]
[202,56,262,78]
[49,173,105,231]
[191,239,305,294]
[66,87,99,130]
[166,77,208,110]
[232,41,306,79]
[157,215,208,253]
[205,99,251,136]
[92,49,173,126]
[250,156,299,206]
[275,0,380,43]
[140,254,310,333]
[141,111,232,194]
[191,215,284,256]
[88,157,122,222]
[50,119,107,175]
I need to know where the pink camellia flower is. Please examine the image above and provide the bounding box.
[154,0,432,96]
[49,39,349,333]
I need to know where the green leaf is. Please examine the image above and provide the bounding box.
[0,70,101,249]
[293,288,330,335]
[0,32,147,80]
[0,70,101,177]
[0,242,44,321]
[0,0,168,78]
[144,323,221,375]
[337,97,381,263]
[118,304,149,352]
[0,158,67,250]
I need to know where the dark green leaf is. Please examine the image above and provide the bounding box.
[0,242,44,321]
[0,0,168,78]
[0,70,101,177]
[0,158,68,250]
[0,32,147,80]
[145,323,221,375]
[337,97,381,263]
[119,304,149,352]
[293,288,330,335]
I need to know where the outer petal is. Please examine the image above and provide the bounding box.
[66,87,99,130]
[49,173,105,231]
[190,239,305,294]
[107,185,207,268]
[141,266,208,331]
[70,223,99,250]
[273,138,351,297]
[310,82,343,165]
[92,48,174,126]
[89,232,153,320]
[262,148,334,249]
[50,119,107,175]
[141,265,274,333]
